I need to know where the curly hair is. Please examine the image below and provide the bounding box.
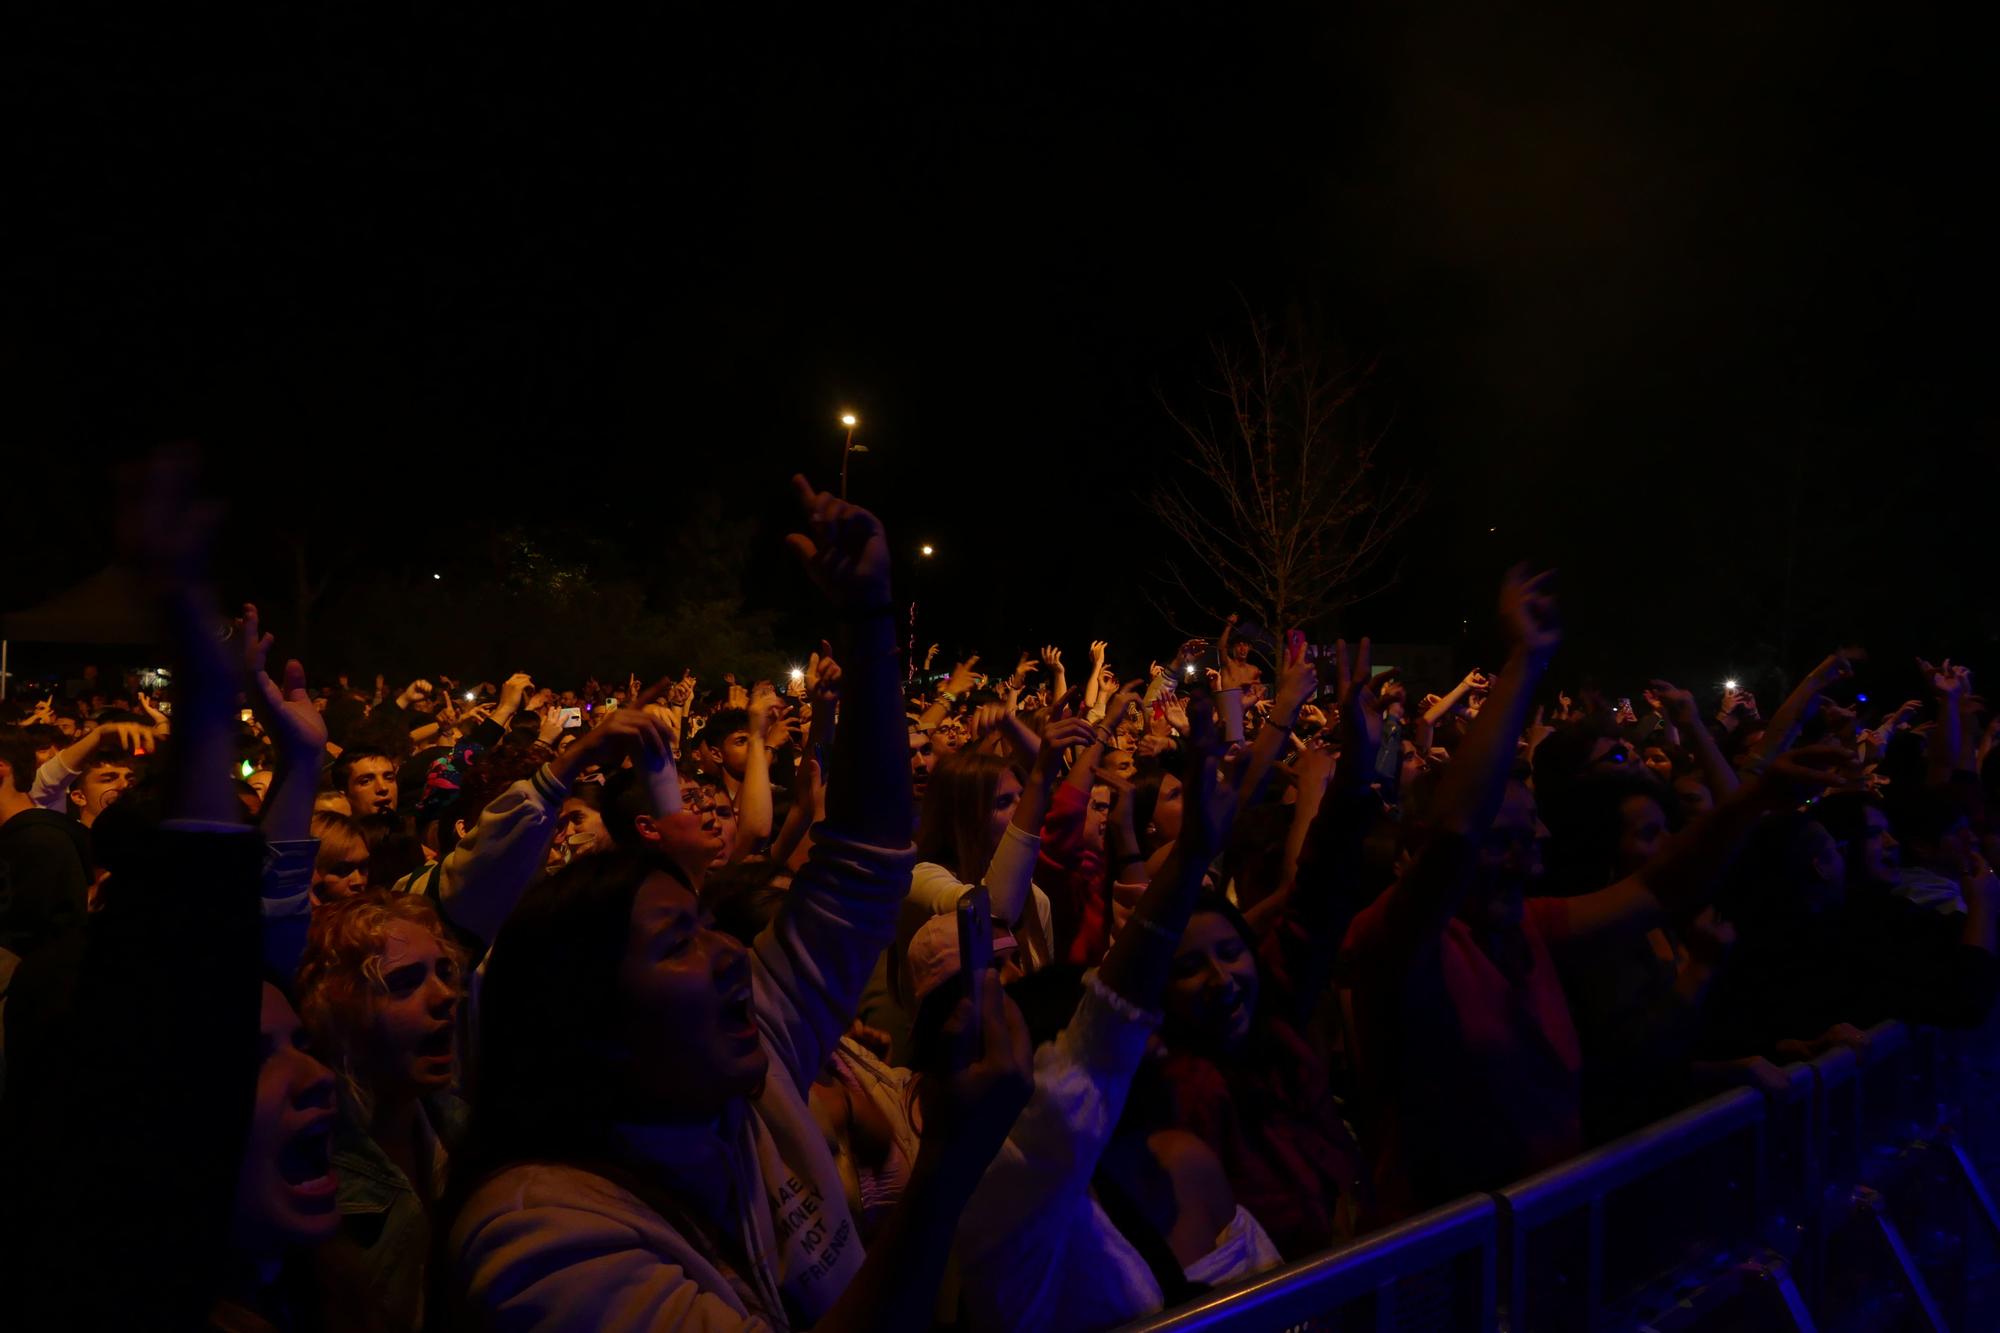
[296,890,467,1111]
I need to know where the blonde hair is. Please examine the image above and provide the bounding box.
[296,891,466,1112]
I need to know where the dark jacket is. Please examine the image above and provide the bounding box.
[0,825,266,1329]
[0,806,92,957]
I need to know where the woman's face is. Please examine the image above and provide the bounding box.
[617,871,765,1120]
[988,769,1023,849]
[1099,749,1136,782]
[1616,795,1668,877]
[310,835,369,907]
[231,983,338,1256]
[363,921,460,1099]
[1641,747,1673,783]
[1166,912,1259,1054]
[1149,774,1184,847]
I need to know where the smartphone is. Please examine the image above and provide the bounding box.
[558,707,584,730]
[239,708,254,724]
[956,885,993,1059]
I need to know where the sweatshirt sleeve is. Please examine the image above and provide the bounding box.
[422,765,569,946]
[957,971,1160,1258]
[753,830,917,1101]
[456,1194,777,1333]
[906,824,1042,932]
[30,754,80,812]
[261,837,318,977]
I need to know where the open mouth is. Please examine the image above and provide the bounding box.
[417,1026,454,1060]
[723,988,758,1042]
[277,1115,336,1201]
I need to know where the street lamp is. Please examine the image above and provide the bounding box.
[838,411,868,499]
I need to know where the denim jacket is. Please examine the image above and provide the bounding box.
[319,1092,468,1332]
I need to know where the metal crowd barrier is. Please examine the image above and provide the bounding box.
[1117,1020,1998,1333]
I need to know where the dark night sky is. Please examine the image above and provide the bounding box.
[4,2,1994,696]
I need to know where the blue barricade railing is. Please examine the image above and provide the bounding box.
[1119,1020,1993,1333]
[1115,1193,1499,1333]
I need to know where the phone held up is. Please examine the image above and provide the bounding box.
[956,885,993,1060]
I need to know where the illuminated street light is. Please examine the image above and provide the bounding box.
[838,411,867,498]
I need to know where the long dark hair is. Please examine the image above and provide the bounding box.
[914,750,1019,881]
[435,849,712,1327]
[448,850,683,1190]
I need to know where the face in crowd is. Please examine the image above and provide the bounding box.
[617,870,767,1117]
[230,983,338,1258]
[344,756,398,817]
[70,760,135,827]
[1167,909,1260,1055]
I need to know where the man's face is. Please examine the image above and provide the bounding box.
[908,729,935,794]
[72,763,135,826]
[1085,784,1113,852]
[1471,781,1544,928]
[53,716,77,740]
[718,729,752,782]
[1856,806,1899,885]
[345,756,399,816]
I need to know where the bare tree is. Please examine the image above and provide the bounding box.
[1147,312,1423,638]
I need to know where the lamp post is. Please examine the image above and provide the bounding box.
[909,542,935,680]
[838,412,867,499]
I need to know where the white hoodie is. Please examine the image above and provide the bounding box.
[450,830,915,1332]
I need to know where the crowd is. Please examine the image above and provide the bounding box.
[1,459,1996,1333]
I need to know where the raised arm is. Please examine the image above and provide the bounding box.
[729,683,780,862]
[1098,702,1232,1009]
[1649,679,1739,796]
[1376,568,1559,955]
[1422,670,1488,727]
[1920,659,1975,788]
[916,654,980,737]
[1232,632,1318,806]
[1752,651,1856,770]
[1564,745,1859,945]
[751,476,919,1092]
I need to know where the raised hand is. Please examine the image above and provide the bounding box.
[943,655,981,698]
[1041,644,1063,672]
[784,473,892,612]
[726,682,750,711]
[238,603,326,761]
[1089,640,1108,667]
[748,681,782,733]
[1499,565,1562,658]
[1332,637,1395,776]
[499,672,535,716]
[1647,680,1700,728]
[1271,631,1319,720]
[1754,743,1863,807]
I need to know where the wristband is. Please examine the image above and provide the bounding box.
[1091,727,1117,748]
[938,689,961,705]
